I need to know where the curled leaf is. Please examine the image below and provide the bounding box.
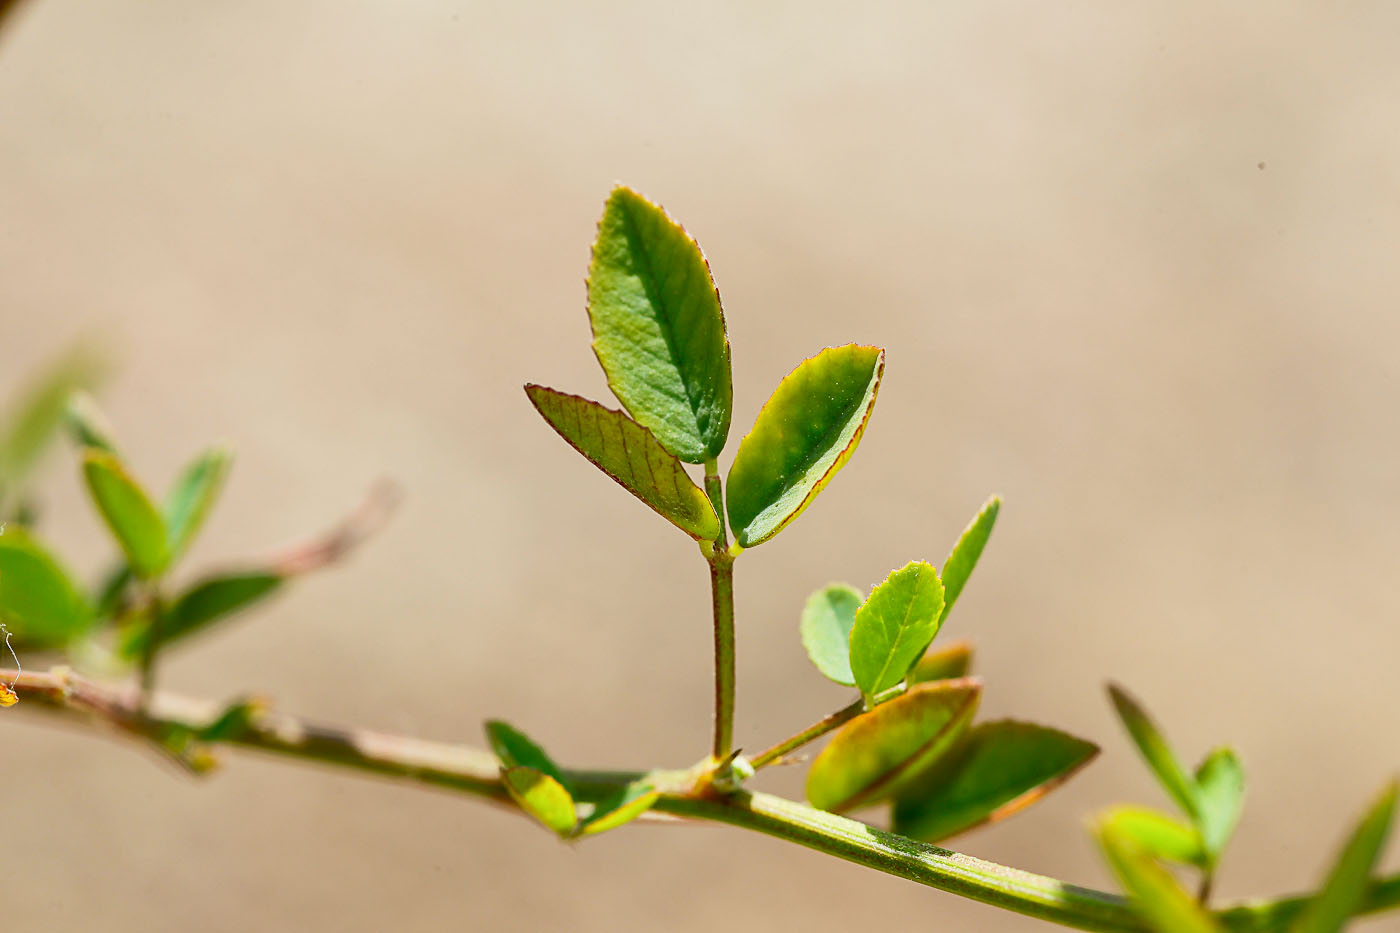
[726,345,884,547]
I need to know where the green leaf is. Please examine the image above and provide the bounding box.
[1100,805,1208,869]
[81,450,170,578]
[907,639,974,685]
[92,563,133,619]
[580,781,660,836]
[806,679,980,813]
[1098,821,1223,933]
[0,525,93,647]
[725,345,884,547]
[1293,782,1397,933]
[0,345,104,489]
[485,720,570,790]
[586,186,732,463]
[118,572,284,659]
[502,766,578,837]
[800,583,863,686]
[165,446,232,560]
[1108,683,1201,820]
[939,496,1000,624]
[64,390,119,454]
[1194,747,1245,865]
[848,561,945,700]
[893,720,1100,842]
[524,386,720,541]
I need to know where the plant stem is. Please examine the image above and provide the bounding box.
[751,697,864,769]
[703,458,736,763]
[5,667,1398,932]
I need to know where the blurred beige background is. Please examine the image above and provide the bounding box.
[2,1,1398,930]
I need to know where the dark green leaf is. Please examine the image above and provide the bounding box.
[119,572,283,659]
[92,562,133,619]
[165,446,232,560]
[893,720,1100,842]
[1100,805,1208,869]
[1108,683,1201,820]
[800,583,863,686]
[1098,821,1223,932]
[524,386,720,541]
[907,639,973,685]
[580,781,660,836]
[806,679,980,813]
[0,525,92,647]
[0,345,104,490]
[848,561,944,700]
[64,390,118,454]
[199,697,268,742]
[725,345,884,547]
[1194,747,1245,865]
[485,720,570,790]
[586,186,732,463]
[81,450,169,578]
[1293,782,1397,933]
[939,496,1000,624]
[503,766,577,837]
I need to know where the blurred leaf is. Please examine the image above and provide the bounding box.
[586,186,732,463]
[81,450,169,578]
[1194,747,1245,866]
[806,679,980,813]
[907,639,973,685]
[0,525,92,647]
[64,390,118,454]
[938,496,1000,624]
[165,446,232,560]
[503,766,577,837]
[0,345,104,491]
[92,563,133,620]
[1293,782,1397,933]
[893,720,1100,842]
[524,386,720,541]
[580,781,660,836]
[1098,821,1223,933]
[800,583,863,686]
[848,561,944,700]
[485,720,570,790]
[1108,683,1201,820]
[199,697,269,742]
[1100,805,1208,869]
[119,572,283,659]
[725,345,884,547]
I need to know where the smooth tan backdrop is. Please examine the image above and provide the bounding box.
[1,2,1397,930]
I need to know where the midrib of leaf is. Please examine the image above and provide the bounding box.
[749,378,870,525]
[867,583,928,694]
[615,199,708,441]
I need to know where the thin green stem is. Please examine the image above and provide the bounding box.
[703,458,736,763]
[751,698,864,769]
[6,668,1399,932]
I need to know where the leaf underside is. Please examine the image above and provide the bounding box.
[587,186,732,463]
[800,583,864,686]
[525,385,719,541]
[725,345,884,547]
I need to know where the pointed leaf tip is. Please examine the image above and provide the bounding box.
[586,186,732,463]
[725,345,884,547]
[848,560,944,699]
[939,496,1000,624]
[524,386,720,541]
[1107,683,1201,820]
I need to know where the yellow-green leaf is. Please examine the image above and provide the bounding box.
[1293,782,1397,933]
[939,496,1000,624]
[725,345,884,547]
[1194,747,1245,866]
[81,450,169,578]
[893,720,1100,842]
[485,720,570,790]
[0,525,93,648]
[848,561,944,700]
[1108,683,1201,820]
[800,582,863,686]
[907,639,973,685]
[586,186,732,463]
[525,386,719,541]
[1098,821,1223,932]
[580,782,659,836]
[1100,805,1208,869]
[806,679,980,813]
[503,766,577,837]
